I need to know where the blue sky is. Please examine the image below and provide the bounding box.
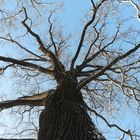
[58,0,90,33]
[0,0,140,139]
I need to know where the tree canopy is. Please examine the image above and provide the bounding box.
[0,0,140,139]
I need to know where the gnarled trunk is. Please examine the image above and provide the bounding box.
[38,83,106,140]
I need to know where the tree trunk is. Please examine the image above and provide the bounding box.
[0,139,35,140]
[38,81,107,140]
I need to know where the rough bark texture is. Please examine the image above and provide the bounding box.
[38,79,107,140]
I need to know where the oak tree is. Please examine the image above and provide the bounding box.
[0,0,140,139]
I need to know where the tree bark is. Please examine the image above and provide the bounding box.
[38,82,107,140]
[0,138,36,140]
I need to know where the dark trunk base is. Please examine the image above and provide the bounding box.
[38,85,106,140]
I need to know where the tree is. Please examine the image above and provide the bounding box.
[0,0,140,139]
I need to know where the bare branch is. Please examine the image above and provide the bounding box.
[0,99,44,110]
[77,25,120,71]
[19,89,55,100]
[0,35,47,61]
[0,56,54,75]
[0,89,55,110]
[0,64,14,74]
[48,11,58,57]
[77,43,140,90]
[84,20,106,61]
[87,106,135,138]
[21,7,63,72]
[70,1,106,70]
[90,0,96,9]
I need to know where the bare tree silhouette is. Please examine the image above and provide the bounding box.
[0,0,140,139]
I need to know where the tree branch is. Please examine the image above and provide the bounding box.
[77,25,120,71]
[87,106,134,138]
[0,35,47,61]
[0,99,44,110]
[48,11,58,56]
[70,0,106,70]
[0,56,54,75]
[21,7,64,74]
[0,89,55,110]
[77,43,140,90]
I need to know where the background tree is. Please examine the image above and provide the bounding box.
[0,0,140,139]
